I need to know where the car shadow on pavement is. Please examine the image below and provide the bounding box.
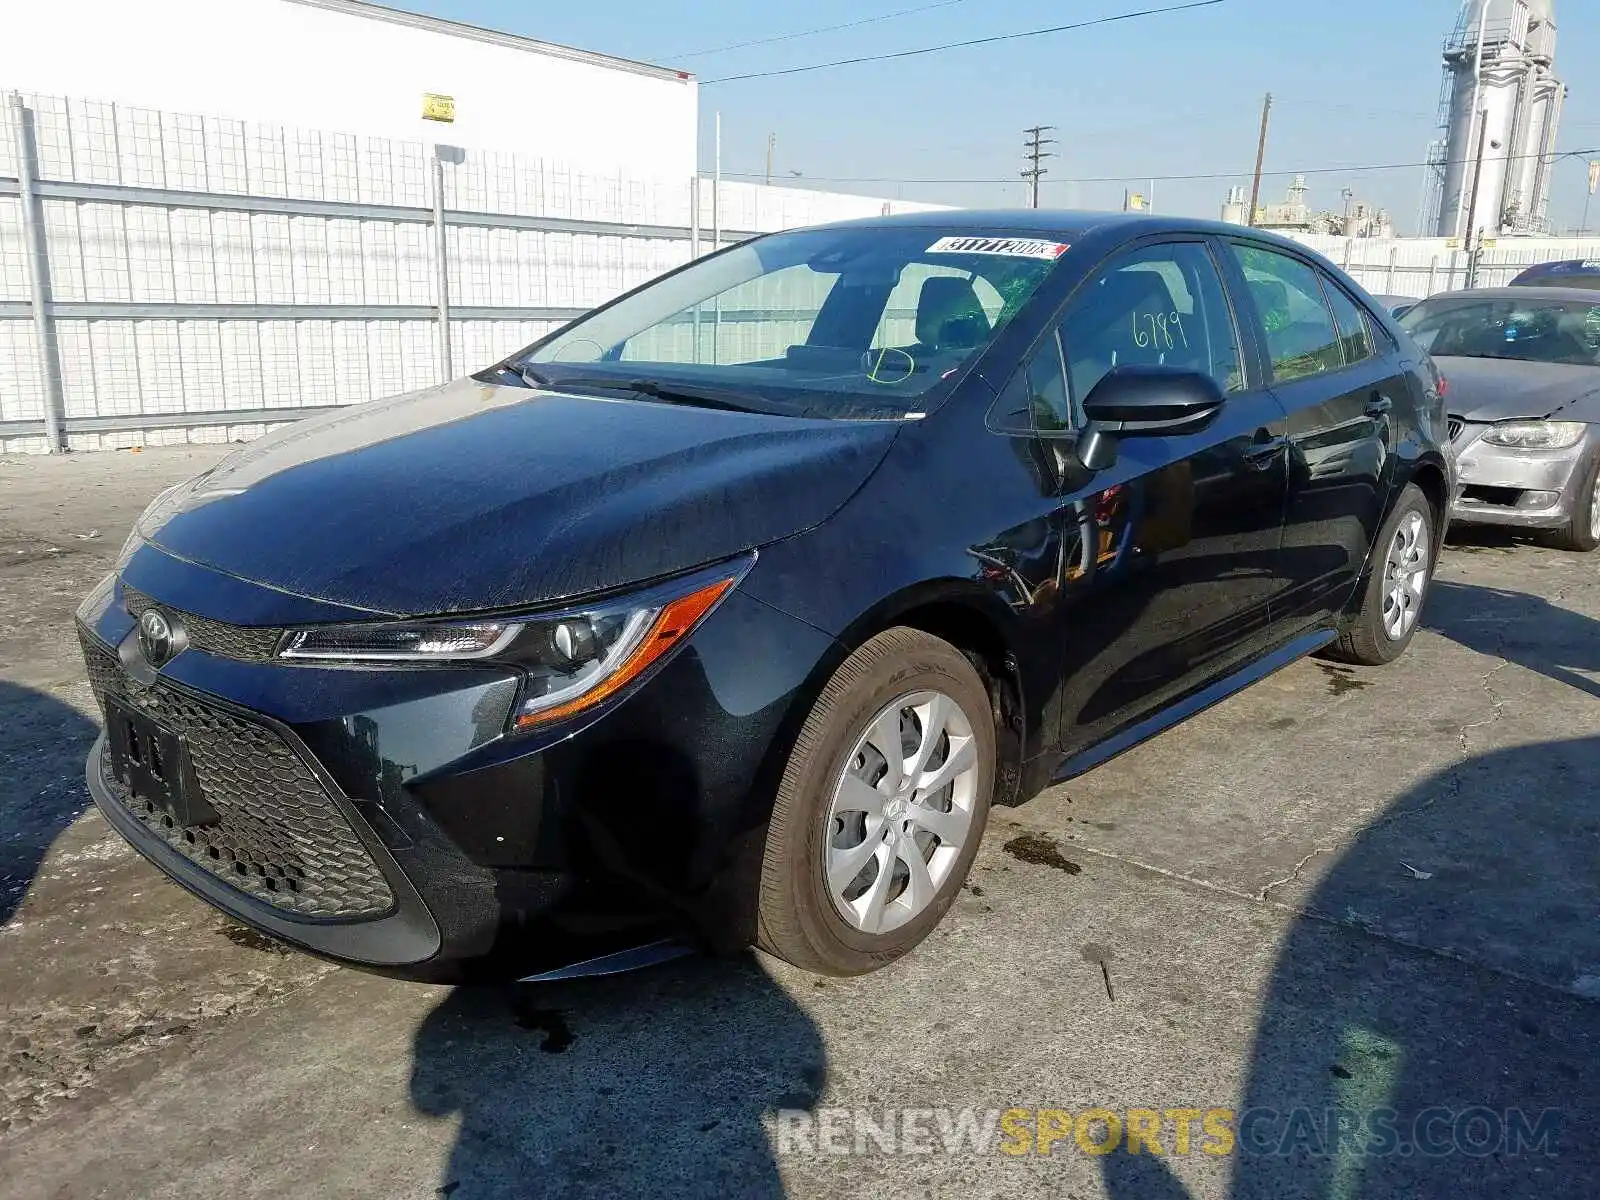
[409,953,824,1199]
[1425,579,1600,701]
[1101,735,1600,1200]
[0,681,98,926]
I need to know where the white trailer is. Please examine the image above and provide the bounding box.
[0,0,698,180]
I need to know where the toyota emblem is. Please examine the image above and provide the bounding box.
[138,608,177,667]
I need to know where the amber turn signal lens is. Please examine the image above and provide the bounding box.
[514,575,735,729]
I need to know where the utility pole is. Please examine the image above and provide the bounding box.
[1463,106,1490,286]
[1247,92,1272,227]
[713,111,722,360]
[765,132,775,187]
[1022,125,1056,209]
[1583,160,1598,236]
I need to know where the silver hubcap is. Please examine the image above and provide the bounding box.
[1589,474,1600,542]
[1382,510,1430,641]
[823,691,980,935]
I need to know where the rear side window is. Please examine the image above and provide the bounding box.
[1230,244,1343,383]
[1321,276,1376,366]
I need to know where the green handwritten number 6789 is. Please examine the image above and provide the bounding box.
[1131,311,1189,351]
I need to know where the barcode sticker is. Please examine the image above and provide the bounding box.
[926,236,1071,260]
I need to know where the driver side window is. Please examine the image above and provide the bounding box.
[1060,242,1245,406]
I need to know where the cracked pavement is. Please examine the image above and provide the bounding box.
[3,447,1599,1199]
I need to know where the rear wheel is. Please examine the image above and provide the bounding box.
[755,628,995,975]
[1327,483,1434,666]
[1546,453,1600,553]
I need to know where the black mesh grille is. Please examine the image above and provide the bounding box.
[121,585,284,663]
[80,632,394,920]
[1447,417,1465,442]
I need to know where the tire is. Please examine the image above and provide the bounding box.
[755,627,996,975]
[1545,452,1600,553]
[1326,483,1435,666]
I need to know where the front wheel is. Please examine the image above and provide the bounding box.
[1326,483,1435,666]
[755,628,996,975]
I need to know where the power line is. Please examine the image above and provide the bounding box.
[1271,98,1437,122]
[716,145,1600,187]
[702,0,1227,85]
[670,0,972,59]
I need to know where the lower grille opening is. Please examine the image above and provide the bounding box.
[1460,485,1523,509]
[81,631,394,920]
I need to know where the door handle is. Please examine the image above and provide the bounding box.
[1243,435,1288,467]
[1365,394,1394,418]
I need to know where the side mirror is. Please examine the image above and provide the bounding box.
[1076,366,1226,471]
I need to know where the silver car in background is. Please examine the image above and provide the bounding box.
[1400,287,1600,552]
[1371,293,1422,320]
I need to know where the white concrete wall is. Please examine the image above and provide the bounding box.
[0,0,698,180]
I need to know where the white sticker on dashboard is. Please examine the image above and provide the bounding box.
[926,236,1071,260]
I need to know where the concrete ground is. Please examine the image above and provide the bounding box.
[2,446,1598,1199]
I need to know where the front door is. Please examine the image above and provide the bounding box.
[1009,239,1292,755]
[1223,242,1397,632]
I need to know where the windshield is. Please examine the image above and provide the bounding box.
[1399,296,1600,367]
[509,226,1068,417]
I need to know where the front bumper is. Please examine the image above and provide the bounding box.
[1446,422,1592,530]
[77,549,836,977]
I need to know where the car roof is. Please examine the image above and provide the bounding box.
[811,208,1317,252]
[1415,286,1600,304]
[1512,259,1600,276]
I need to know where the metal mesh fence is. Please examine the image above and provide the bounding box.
[10,89,1599,454]
[1293,233,1600,298]
[0,89,947,453]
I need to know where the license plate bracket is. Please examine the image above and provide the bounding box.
[104,697,218,827]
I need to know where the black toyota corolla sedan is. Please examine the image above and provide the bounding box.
[77,212,1452,979]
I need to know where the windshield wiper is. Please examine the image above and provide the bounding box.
[494,365,907,419]
[536,375,789,415]
[478,362,554,388]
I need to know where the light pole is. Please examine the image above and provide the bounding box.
[1462,107,1491,287]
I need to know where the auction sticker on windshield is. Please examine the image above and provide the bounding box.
[927,236,1071,260]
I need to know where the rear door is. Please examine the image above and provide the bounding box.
[1222,242,1399,634]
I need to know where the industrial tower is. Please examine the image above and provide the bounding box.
[1422,0,1566,238]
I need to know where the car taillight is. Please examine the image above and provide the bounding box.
[1437,374,1450,399]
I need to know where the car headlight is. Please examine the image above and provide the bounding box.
[1479,420,1587,449]
[277,558,750,730]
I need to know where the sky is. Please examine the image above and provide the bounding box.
[390,0,1600,235]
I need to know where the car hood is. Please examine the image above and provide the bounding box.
[137,379,900,616]
[1436,356,1600,422]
